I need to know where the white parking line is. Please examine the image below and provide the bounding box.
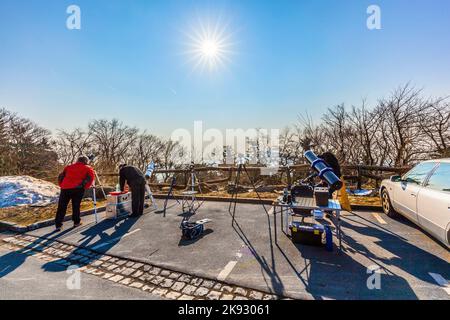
[217,247,246,281]
[217,261,238,281]
[92,229,141,250]
[372,213,387,224]
[429,272,450,295]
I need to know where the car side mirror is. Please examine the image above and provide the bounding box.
[390,175,402,182]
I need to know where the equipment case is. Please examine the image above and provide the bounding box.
[106,192,132,219]
[289,222,325,246]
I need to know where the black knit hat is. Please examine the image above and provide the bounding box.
[77,155,90,164]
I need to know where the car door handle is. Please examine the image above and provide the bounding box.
[411,193,417,197]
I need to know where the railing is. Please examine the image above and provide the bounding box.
[98,164,412,190]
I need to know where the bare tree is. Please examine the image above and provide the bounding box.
[129,132,164,170]
[321,104,357,164]
[88,119,139,171]
[418,99,450,158]
[378,84,429,166]
[55,128,92,165]
[349,100,384,165]
[0,108,57,178]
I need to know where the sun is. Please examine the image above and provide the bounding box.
[201,40,219,58]
[183,16,235,73]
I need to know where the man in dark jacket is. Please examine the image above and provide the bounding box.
[55,155,95,231]
[119,164,146,217]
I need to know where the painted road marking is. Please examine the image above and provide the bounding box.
[92,229,141,250]
[372,213,387,224]
[429,272,450,295]
[217,246,247,281]
[217,261,238,281]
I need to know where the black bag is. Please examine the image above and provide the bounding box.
[180,220,204,240]
[291,185,314,198]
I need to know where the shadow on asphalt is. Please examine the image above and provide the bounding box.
[0,217,139,277]
[42,217,139,273]
[229,203,285,297]
[0,227,76,277]
[227,205,449,299]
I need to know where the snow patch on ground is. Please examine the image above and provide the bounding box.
[0,176,60,208]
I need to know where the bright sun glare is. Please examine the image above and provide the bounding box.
[201,40,219,58]
[184,17,235,73]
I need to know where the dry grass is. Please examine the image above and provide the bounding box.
[0,199,106,226]
[348,195,381,207]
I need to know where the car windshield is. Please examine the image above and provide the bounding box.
[402,162,437,185]
[425,163,450,192]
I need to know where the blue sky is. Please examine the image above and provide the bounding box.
[0,0,449,137]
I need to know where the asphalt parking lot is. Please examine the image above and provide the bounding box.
[0,245,162,300]
[23,200,449,300]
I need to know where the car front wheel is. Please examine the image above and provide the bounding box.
[381,189,398,218]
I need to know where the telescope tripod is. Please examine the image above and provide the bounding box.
[181,166,204,216]
[228,164,269,225]
[92,171,107,224]
[155,175,180,217]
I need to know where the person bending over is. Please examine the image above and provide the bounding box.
[55,155,95,231]
[318,152,342,198]
[119,164,146,218]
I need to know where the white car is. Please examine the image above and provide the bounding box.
[380,159,450,248]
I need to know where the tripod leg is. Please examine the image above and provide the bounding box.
[92,184,98,224]
[94,172,107,199]
[145,184,157,210]
[228,167,240,213]
[228,169,236,212]
[231,166,242,225]
[243,165,269,215]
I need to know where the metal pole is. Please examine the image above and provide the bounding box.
[145,184,157,210]
[92,181,98,224]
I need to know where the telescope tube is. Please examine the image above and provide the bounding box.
[304,150,343,192]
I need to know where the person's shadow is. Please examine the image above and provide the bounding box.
[0,228,76,278]
[41,216,139,273]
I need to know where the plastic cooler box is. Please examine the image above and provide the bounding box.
[106,192,132,219]
[289,222,325,246]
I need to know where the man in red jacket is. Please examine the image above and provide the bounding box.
[55,155,95,231]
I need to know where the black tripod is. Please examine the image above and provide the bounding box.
[228,163,269,225]
[155,175,180,217]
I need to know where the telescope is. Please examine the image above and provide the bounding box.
[87,153,96,162]
[304,150,343,192]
